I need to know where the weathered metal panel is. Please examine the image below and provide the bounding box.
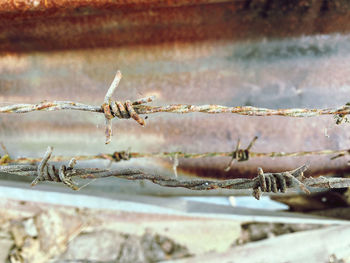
[0,0,350,51]
[0,0,350,195]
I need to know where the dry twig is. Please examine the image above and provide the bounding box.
[0,71,349,144]
[1,147,350,200]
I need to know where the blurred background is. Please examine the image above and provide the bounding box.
[0,0,350,262]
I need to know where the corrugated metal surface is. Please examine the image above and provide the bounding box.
[0,0,350,52]
[0,0,350,194]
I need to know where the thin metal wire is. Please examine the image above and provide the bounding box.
[2,149,350,200]
[0,71,349,144]
[2,147,349,166]
[2,100,349,117]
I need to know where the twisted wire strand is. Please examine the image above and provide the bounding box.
[2,153,350,199]
[0,146,308,199]
[2,148,350,199]
[1,147,350,166]
[0,71,349,144]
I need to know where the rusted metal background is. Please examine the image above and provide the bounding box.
[1,0,350,52]
[1,0,350,195]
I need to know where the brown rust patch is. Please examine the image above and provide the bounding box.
[1,1,350,52]
[37,102,55,110]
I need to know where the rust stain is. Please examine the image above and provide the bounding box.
[37,102,54,110]
[0,0,234,13]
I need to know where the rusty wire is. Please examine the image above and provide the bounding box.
[1,143,349,167]
[1,147,350,200]
[0,71,349,144]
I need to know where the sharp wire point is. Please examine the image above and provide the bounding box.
[225,137,257,171]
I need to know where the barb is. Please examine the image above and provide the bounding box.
[252,165,310,200]
[1,71,349,143]
[0,142,9,156]
[330,150,350,160]
[334,104,350,124]
[101,71,152,144]
[225,136,258,172]
[0,142,10,165]
[29,146,81,190]
[31,146,53,187]
[172,153,179,178]
[110,150,131,162]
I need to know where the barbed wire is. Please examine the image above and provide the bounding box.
[1,147,350,200]
[1,139,349,168]
[0,71,349,144]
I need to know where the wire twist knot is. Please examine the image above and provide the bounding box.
[112,150,131,161]
[0,143,11,165]
[0,154,11,165]
[31,146,79,190]
[330,149,350,166]
[252,165,310,200]
[225,136,258,172]
[334,102,350,124]
[102,71,155,144]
